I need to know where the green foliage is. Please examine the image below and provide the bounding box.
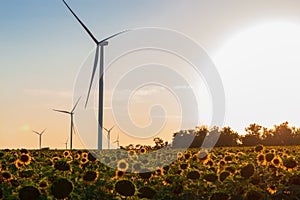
[0,146,300,199]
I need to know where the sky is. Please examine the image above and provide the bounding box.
[1,0,300,149]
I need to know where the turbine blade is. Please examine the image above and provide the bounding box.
[71,96,81,113]
[85,45,99,108]
[41,128,47,135]
[62,0,98,44]
[53,109,71,114]
[98,30,130,44]
[103,127,109,132]
[109,126,115,132]
[32,130,40,135]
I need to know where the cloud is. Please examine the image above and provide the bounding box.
[23,89,72,99]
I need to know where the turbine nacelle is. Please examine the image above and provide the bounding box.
[99,41,108,46]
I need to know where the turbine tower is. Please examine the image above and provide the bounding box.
[32,128,46,150]
[103,126,114,149]
[62,0,128,150]
[53,97,81,150]
[113,134,120,148]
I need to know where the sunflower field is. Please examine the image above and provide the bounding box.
[1,146,300,199]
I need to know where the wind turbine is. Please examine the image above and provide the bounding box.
[64,138,68,149]
[32,128,46,150]
[113,134,120,148]
[53,97,81,150]
[103,126,114,149]
[62,0,129,150]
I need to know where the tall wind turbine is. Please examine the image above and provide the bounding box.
[113,134,120,148]
[62,0,128,150]
[32,128,46,150]
[53,97,81,150]
[104,126,114,149]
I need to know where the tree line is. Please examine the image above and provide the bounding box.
[121,122,300,150]
[172,121,300,147]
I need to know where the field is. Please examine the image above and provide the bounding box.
[1,146,300,199]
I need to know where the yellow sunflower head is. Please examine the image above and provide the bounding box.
[118,159,129,171]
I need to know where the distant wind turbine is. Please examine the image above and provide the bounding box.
[32,128,46,150]
[113,134,120,148]
[53,97,81,150]
[64,138,68,149]
[103,126,114,149]
[62,0,129,150]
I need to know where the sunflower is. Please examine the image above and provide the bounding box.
[127,150,137,158]
[15,159,24,169]
[82,152,88,158]
[51,178,73,199]
[83,170,98,183]
[250,175,260,185]
[132,162,142,172]
[240,164,255,179]
[138,186,156,199]
[254,145,264,153]
[74,154,81,160]
[80,157,88,165]
[39,180,48,188]
[65,156,73,163]
[2,171,12,181]
[218,160,226,167]
[51,156,60,165]
[179,163,188,170]
[272,157,282,166]
[224,155,233,162]
[177,152,184,160]
[283,157,297,170]
[265,153,275,162]
[63,150,71,157]
[115,170,125,178]
[139,147,147,154]
[219,171,230,182]
[184,153,191,160]
[155,168,164,176]
[203,173,218,182]
[19,154,31,165]
[118,160,129,171]
[18,186,41,200]
[111,156,117,162]
[187,170,200,180]
[115,180,135,197]
[203,159,215,167]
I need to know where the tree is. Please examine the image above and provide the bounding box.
[241,123,262,146]
[215,126,239,147]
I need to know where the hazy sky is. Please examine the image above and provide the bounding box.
[2,0,300,149]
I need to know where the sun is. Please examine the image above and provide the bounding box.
[213,20,300,132]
